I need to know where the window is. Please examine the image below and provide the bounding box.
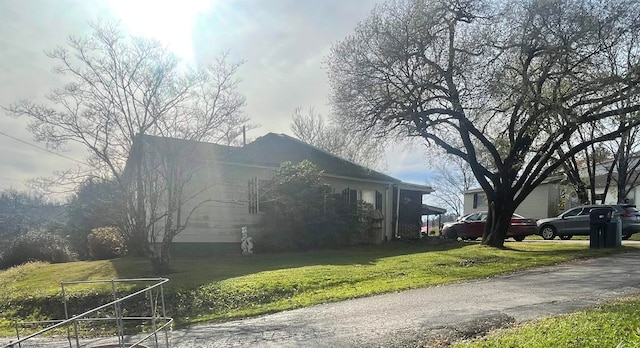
[562,208,583,218]
[472,193,486,209]
[248,177,270,214]
[342,188,383,211]
[361,190,375,206]
[466,213,480,221]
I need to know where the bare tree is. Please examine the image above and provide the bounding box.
[5,22,248,272]
[327,0,640,247]
[291,106,387,170]
[561,123,615,205]
[426,154,476,216]
[613,131,640,202]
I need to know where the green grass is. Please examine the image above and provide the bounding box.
[0,241,636,336]
[525,233,640,241]
[454,295,640,347]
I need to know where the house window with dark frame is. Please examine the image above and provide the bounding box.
[342,188,383,211]
[248,177,270,214]
[473,193,486,209]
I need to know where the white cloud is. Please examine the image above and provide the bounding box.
[0,0,437,192]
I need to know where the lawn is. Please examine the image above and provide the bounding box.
[454,295,640,348]
[0,240,635,337]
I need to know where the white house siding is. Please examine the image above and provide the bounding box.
[173,164,396,245]
[173,162,273,244]
[594,186,640,205]
[463,189,487,214]
[463,182,560,219]
[521,183,560,219]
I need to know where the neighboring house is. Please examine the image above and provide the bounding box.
[126,133,434,255]
[588,173,640,205]
[463,176,563,220]
[584,156,640,205]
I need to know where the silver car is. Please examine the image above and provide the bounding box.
[537,204,640,240]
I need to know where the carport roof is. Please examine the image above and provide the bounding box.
[422,204,446,215]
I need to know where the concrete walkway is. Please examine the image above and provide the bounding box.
[7,251,640,347]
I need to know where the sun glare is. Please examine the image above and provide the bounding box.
[106,0,214,59]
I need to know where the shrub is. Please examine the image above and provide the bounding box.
[87,227,127,260]
[0,231,74,269]
[256,161,370,252]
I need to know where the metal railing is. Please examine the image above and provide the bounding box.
[3,278,172,348]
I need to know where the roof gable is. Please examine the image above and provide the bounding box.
[132,133,414,185]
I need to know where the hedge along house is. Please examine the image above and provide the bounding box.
[124,133,434,255]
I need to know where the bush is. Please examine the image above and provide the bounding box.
[0,231,74,269]
[256,161,370,252]
[87,227,127,260]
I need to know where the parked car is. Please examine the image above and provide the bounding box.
[536,204,640,240]
[441,212,537,241]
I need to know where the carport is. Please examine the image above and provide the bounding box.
[422,204,447,236]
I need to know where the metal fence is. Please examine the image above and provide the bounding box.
[3,278,172,348]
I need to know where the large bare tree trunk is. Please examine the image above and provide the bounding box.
[482,188,516,247]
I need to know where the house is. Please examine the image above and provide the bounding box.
[588,173,640,205]
[585,155,640,205]
[126,133,434,255]
[463,176,563,220]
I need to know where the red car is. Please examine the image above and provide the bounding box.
[441,212,537,241]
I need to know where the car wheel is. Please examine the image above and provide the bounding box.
[446,229,458,240]
[622,235,631,240]
[559,235,573,240]
[540,225,556,240]
[513,235,525,242]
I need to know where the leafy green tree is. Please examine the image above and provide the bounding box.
[65,179,124,258]
[258,161,368,251]
[0,189,63,244]
[87,227,127,260]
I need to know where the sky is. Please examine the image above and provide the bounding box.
[0,0,433,197]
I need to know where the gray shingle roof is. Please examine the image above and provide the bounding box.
[137,133,401,183]
[228,133,400,183]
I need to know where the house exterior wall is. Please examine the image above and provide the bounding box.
[170,165,396,248]
[131,134,432,255]
[172,162,273,245]
[321,175,393,242]
[463,182,561,219]
[463,190,488,214]
[521,183,560,219]
[593,185,640,205]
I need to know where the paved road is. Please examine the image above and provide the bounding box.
[8,250,640,347]
[168,250,640,347]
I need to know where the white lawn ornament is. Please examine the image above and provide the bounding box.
[241,226,254,255]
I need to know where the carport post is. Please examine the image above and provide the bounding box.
[395,187,401,238]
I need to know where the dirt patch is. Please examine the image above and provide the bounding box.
[368,312,515,347]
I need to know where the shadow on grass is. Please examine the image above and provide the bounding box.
[108,238,467,288]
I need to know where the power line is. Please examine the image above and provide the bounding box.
[0,130,86,165]
[0,176,24,183]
